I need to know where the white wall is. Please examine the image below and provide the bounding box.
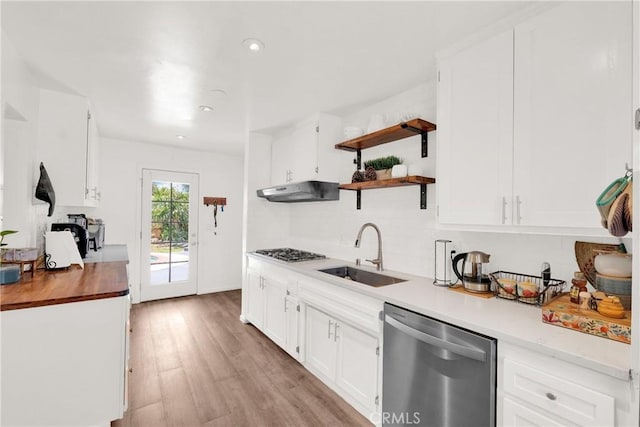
[243,131,290,252]
[282,81,630,286]
[1,31,48,250]
[94,137,244,303]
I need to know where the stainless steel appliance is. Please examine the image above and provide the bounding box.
[383,303,496,427]
[452,251,492,292]
[256,181,339,202]
[254,248,326,262]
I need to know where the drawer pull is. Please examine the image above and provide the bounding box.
[545,392,557,401]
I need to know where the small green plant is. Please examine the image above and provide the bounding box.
[0,230,18,247]
[364,155,402,170]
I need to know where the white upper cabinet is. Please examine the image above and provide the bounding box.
[437,29,514,226]
[513,1,632,228]
[270,113,342,185]
[437,2,632,230]
[36,89,100,207]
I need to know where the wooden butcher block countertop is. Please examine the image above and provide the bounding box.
[0,261,129,311]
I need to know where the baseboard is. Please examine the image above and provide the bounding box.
[197,284,241,295]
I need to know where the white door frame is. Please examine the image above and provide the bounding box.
[140,168,199,301]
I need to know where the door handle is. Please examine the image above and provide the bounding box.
[516,195,522,224]
[328,320,334,339]
[385,315,486,362]
[334,324,340,342]
[501,196,507,224]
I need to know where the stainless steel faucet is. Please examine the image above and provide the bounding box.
[354,222,383,271]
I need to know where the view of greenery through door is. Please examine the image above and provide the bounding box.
[150,180,190,284]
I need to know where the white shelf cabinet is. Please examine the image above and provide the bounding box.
[36,89,100,207]
[270,112,342,185]
[0,296,129,426]
[437,1,632,230]
[437,29,514,226]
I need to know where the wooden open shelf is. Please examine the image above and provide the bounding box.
[339,176,435,209]
[339,176,435,191]
[334,117,437,209]
[335,118,436,153]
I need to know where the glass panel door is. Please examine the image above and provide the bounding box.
[141,169,198,301]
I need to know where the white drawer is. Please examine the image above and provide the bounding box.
[503,396,569,427]
[503,358,614,426]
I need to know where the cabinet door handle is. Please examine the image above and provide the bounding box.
[516,195,523,224]
[501,196,508,224]
[328,320,334,339]
[545,392,557,401]
[334,324,340,342]
[284,297,287,312]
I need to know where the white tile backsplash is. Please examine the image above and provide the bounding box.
[284,80,631,286]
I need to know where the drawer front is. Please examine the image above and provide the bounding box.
[503,396,570,427]
[503,358,614,426]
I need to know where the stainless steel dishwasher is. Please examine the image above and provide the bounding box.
[383,303,496,427]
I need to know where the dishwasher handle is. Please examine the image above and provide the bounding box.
[385,315,487,362]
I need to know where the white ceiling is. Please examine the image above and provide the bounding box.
[2,1,534,155]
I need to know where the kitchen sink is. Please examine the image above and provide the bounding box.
[317,266,406,287]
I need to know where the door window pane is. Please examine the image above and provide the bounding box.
[150,180,190,285]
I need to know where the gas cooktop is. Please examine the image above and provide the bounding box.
[255,248,326,263]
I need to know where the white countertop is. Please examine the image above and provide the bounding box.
[248,253,632,381]
[84,245,129,264]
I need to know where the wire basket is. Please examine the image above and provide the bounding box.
[489,271,566,306]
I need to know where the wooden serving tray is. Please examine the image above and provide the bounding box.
[542,293,631,344]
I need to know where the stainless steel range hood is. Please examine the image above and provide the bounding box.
[257,181,339,202]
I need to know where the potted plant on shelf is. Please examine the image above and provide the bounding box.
[364,155,402,181]
[0,230,18,261]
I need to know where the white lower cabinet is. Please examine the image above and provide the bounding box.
[1,296,129,426]
[305,304,380,418]
[306,305,338,379]
[335,320,379,410]
[284,294,300,360]
[262,275,288,348]
[244,259,301,360]
[246,268,264,330]
[498,342,632,427]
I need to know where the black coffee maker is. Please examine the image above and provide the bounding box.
[51,215,89,258]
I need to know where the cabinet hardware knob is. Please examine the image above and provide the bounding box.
[129,368,133,373]
[545,392,557,401]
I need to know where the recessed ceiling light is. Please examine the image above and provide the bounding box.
[242,38,265,52]
[199,105,213,112]
[176,135,186,140]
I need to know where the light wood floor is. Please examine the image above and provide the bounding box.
[112,290,371,427]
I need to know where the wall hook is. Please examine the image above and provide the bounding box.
[203,197,227,235]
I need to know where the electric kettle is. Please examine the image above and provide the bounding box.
[452,251,491,292]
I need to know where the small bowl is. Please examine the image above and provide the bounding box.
[594,253,632,277]
[497,278,516,295]
[517,280,539,298]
